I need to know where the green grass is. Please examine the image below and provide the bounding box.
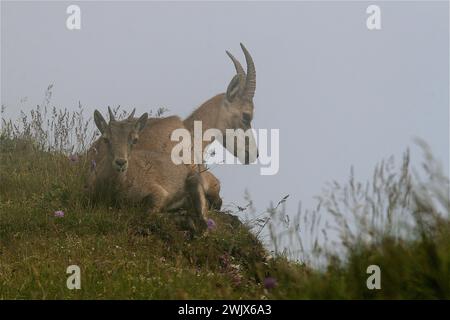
[1,102,449,299]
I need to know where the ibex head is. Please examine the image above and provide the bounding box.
[222,43,258,164]
[94,107,148,173]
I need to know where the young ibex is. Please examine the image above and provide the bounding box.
[87,109,208,230]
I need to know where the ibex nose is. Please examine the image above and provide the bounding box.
[115,158,127,168]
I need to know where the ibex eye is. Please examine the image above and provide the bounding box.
[131,137,138,144]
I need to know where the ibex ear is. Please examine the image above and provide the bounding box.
[135,113,148,132]
[94,110,108,134]
[226,74,242,102]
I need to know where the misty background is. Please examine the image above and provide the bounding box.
[1,1,449,253]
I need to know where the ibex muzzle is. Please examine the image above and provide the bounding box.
[94,107,147,173]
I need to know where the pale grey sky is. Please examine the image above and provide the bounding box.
[2,1,449,249]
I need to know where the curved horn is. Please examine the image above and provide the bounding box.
[226,50,245,77]
[108,106,116,122]
[127,108,136,120]
[240,43,256,101]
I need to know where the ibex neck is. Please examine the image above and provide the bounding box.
[184,93,227,149]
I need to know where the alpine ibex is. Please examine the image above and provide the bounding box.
[87,109,208,230]
[183,43,258,201]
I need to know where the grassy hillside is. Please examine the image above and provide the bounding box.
[1,102,449,299]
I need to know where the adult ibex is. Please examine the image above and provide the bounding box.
[183,43,258,202]
[87,109,208,230]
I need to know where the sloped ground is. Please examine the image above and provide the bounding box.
[0,140,295,299]
[1,138,449,299]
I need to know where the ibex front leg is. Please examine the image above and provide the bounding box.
[186,170,208,231]
[201,170,222,210]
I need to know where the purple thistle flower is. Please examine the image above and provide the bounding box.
[219,253,230,268]
[68,154,79,163]
[231,273,243,287]
[54,210,65,218]
[263,277,277,290]
[207,218,216,230]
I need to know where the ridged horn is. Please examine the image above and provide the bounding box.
[240,43,256,101]
[226,50,245,76]
[127,108,136,120]
[108,106,116,122]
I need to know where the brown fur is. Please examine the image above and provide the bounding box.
[181,45,258,206]
[87,113,208,230]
